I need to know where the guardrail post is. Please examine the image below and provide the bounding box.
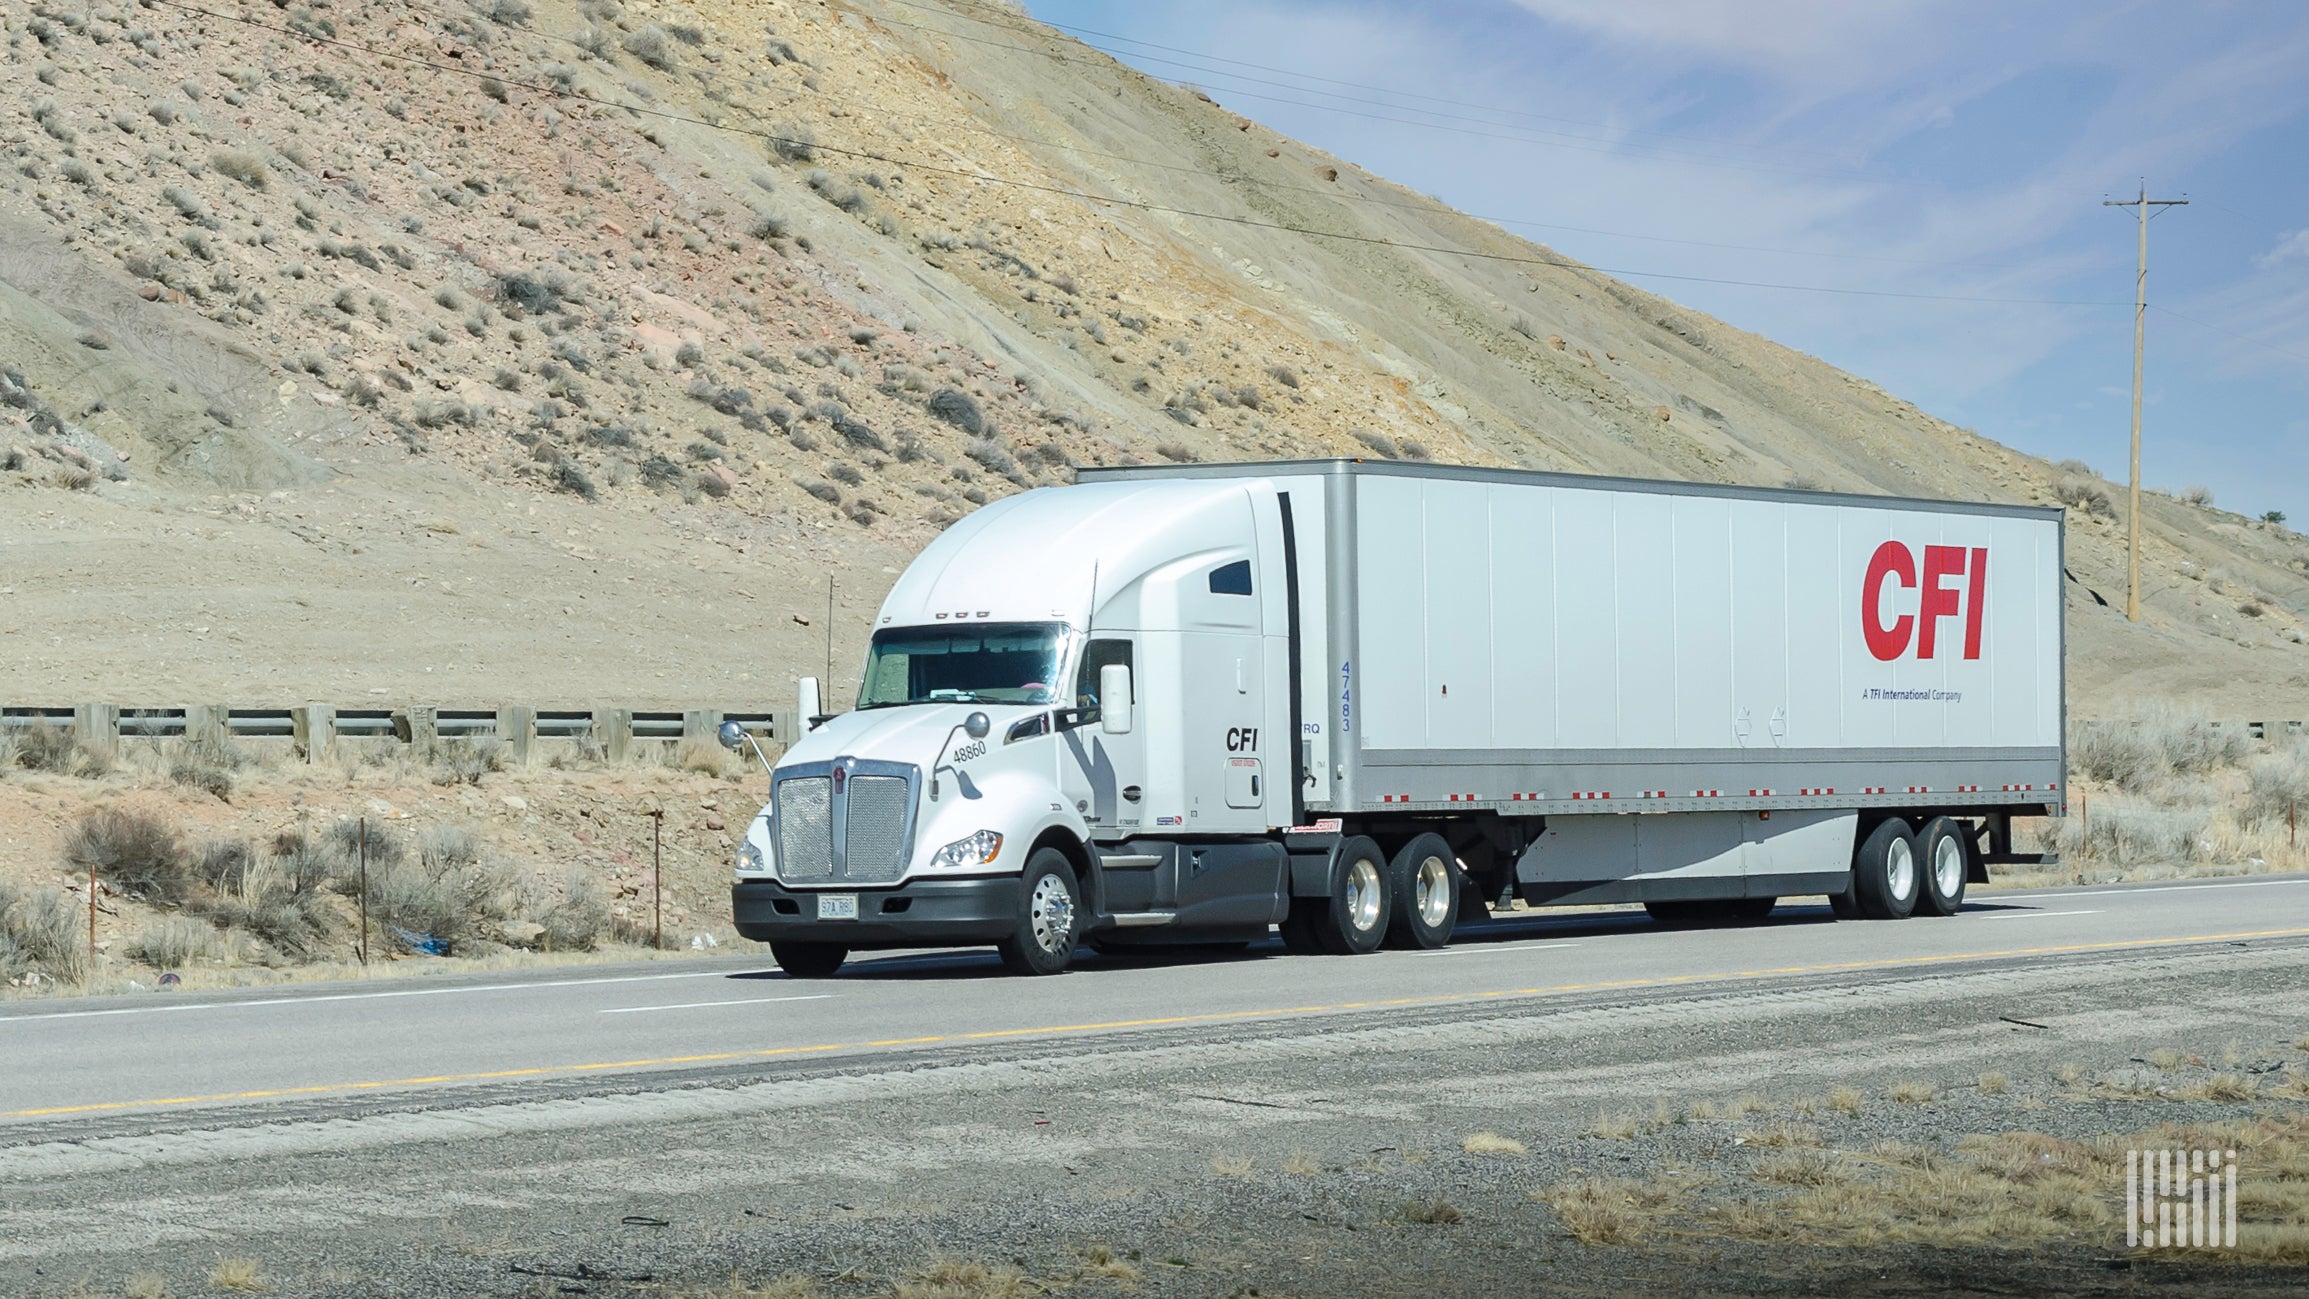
[682,708,723,748]
[73,703,119,755]
[393,706,438,753]
[497,705,536,766]
[292,704,335,763]
[599,707,632,764]
[185,704,227,750]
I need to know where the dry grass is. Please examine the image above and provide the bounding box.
[1977,1071,2009,1095]
[1827,1086,1865,1114]
[1887,1080,1937,1105]
[1690,1116,2309,1261]
[208,1257,269,1294]
[1210,1153,1253,1177]
[2054,1062,2088,1085]
[2148,1047,2192,1070]
[1401,1196,1463,1225]
[2175,1073,2257,1102]
[124,1274,168,1299]
[894,1259,1027,1299]
[1585,1112,1641,1140]
[1739,1122,1822,1149]
[1461,1131,1526,1157]
[1281,1150,1320,1175]
[1080,1246,1137,1280]
[1535,1176,1684,1245]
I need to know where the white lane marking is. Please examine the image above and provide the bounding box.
[600,995,833,1015]
[0,968,756,1024]
[1430,941,1585,956]
[1976,909,2104,921]
[1989,878,2309,903]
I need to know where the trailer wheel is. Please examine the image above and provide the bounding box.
[1852,818,1920,920]
[1317,836,1391,955]
[996,849,1082,975]
[1915,817,1969,916]
[1384,834,1460,949]
[771,941,848,978]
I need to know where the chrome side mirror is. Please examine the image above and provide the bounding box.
[716,719,748,751]
[1100,664,1132,736]
[796,677,823,733]
[964,711,991,740]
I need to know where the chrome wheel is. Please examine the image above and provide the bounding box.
[1343,856,1384,933]
[1932,834,1963,899]
[1886,836,1916,902]
[1414,854,1453,929]
[1028,871,1077,954]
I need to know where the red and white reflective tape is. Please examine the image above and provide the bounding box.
[1906,785,1930,794]
[1953,784,1980,793]
[1693,789,1721,798]
[1999,783,2045,792]
[1858,786,1888,795]
[1380,794,1410,803]
[1797,786,1836,796]
[1447,793,1479,802]
[1509,792,1547,802]
[1747,788,1775,797]
[1569,791,1612,801]
[1639,790,1669,799]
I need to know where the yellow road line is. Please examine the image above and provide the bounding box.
[8,926,2307,1121]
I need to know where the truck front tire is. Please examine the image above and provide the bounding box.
[997,848,1083,975]
[771,941,848,978]
[1384,834,1459,950]
[1853,818,1921,920]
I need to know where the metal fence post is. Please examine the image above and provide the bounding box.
[652,809,665,952]
[358,815,370,967]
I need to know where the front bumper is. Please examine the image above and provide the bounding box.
[732,876,1021,948]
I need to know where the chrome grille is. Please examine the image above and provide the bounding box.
[842,775,910,883]
[774,776,834,881]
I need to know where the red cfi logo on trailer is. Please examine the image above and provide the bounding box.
[1862,541,1986,661]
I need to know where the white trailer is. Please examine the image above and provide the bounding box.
[729,460,2064,975]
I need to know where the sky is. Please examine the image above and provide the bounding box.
[1019,0,2309,519]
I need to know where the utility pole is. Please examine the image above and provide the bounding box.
[2103,183,2186,623]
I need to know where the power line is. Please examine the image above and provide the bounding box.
[143,1,2122,308]
[2150,304,2309,369]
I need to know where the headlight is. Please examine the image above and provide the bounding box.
[929,830,1003,871]
[737,840,766,875]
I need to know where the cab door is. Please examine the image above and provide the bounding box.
[1058,636,1146,833]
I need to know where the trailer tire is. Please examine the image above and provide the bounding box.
[1853,818,1921,920]
[996,849,1082,975]
[1316,836,1391,956]
[1915,817,1969,916]
[1383,833,1459,949]
[1644,901,1711,928]
[770,941,847,978]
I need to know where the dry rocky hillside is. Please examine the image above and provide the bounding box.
[5,1,2309,988]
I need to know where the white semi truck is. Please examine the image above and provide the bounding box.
[727,459,2064,976]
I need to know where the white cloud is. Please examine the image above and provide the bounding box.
[2257,229,2309,268]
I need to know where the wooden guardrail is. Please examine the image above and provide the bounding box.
[1,703,783,765]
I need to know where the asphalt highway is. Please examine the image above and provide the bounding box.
[5,873,2307,1128]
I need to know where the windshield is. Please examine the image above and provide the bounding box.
[856,623,1070,708]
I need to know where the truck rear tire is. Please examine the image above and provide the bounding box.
[1915,817,1969,916]
[1853,818,1921,920]
[996,849,1082,975]
[1317,836,1391,955]
[1383,833,1459,950]
[771,941,848,978]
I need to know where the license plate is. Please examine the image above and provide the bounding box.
[817,894,859,921]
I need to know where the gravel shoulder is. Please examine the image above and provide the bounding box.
[4,943,2304,1297]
